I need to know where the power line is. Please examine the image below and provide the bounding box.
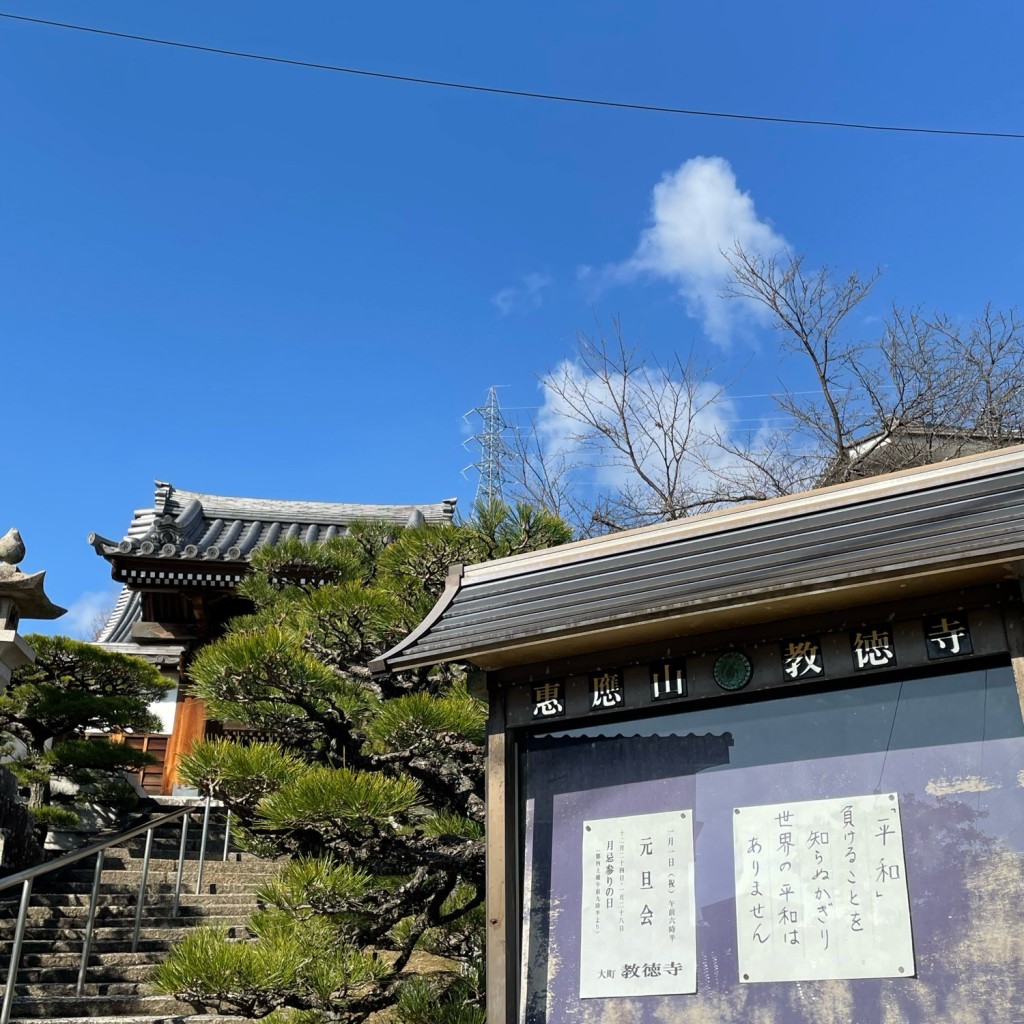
[2,11,1023,142]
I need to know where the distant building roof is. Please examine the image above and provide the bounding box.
[91,481,457,643]
[823,424,1022,486]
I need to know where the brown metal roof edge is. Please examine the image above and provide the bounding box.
[462,443,1024,585]
[369,564,465,675]
[397,553,1023,673]
[374,446,1024,673]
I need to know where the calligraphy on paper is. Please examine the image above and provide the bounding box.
[733,793,914,983]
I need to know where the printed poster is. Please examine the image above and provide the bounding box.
[579,809,697,997]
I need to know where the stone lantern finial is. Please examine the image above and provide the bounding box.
[0,527,27,574]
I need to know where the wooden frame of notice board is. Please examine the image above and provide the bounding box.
[482,585,1024,1022]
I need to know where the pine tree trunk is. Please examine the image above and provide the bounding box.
[27,779,48,808]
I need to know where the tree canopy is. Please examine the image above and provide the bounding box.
[153,502,572,1024]
[3,635,167,815]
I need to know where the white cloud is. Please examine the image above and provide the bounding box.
[63,589,118,640]
[492,272,552,315]
[614,156,788,344]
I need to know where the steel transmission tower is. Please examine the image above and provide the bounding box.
[463,386,510,504]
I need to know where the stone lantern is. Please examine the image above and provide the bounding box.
[0,528,64,689]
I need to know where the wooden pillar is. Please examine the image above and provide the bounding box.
[485,679,517,1024]
[1005,599,1024,722]
[161,691,207,795]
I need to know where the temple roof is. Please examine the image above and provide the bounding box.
[90,481,457,565]
[91,482,456,645]
[95,587,142,644]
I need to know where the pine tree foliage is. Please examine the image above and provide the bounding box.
[154,502,571,1023]
[2,635,166,809]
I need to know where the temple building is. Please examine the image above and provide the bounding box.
[90,481,456,794]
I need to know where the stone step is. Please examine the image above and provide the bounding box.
[1,923,248,945]
[18,951,167,970]
[5,1014,247,1024]
[58,860,284,876]
[2,901,256,922]
[53,864,282,885]
[14,963,155,985]
[3,995,204,1019]
[14,982,154,998]
[1,920,250,946]
[1,935,221,955]
[28,879,273,897]
[97,851,244,867]
[7,893,259,910]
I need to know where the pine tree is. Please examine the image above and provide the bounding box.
[153,502,571,1024]
[2,636,167,829]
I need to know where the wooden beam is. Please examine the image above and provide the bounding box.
[130,621,197,641]
[161,693,206,795]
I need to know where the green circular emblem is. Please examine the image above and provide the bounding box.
[713,651,753,691]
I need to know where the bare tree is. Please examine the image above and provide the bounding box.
[507,252,1024,536]
[722,246,1024,493]
[504,319,747,534]
[719,245,881,494]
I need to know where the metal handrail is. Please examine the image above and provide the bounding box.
[0,795,228,1024]
[0,805,192,894]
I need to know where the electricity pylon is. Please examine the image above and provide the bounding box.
[463,386,510,504]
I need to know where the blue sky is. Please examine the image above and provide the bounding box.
[2,3,1022,635]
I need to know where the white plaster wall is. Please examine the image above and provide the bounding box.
[151,688,178,734]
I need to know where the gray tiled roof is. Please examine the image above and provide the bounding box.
[92,481,457,645]
[90,481,457,563]
[94,587,141,644]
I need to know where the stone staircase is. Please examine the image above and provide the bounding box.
[0,819,284,1024]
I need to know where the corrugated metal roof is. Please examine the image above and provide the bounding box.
[373,445,1024,673]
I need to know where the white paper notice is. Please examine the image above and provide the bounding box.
[733,793,914,983]
[579,810,696,998]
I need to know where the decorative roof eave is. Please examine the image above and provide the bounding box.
[372,443,1024,674]
[369,565,464,675]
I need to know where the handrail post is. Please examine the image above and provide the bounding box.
[0,877,34,1024]
[172,811,190,917]
[131,827,155,953]
[222,809,232,861]
[194,794,212,895]
[75,849,106,996]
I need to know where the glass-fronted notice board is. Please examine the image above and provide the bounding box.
[519,663,1024,1023]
